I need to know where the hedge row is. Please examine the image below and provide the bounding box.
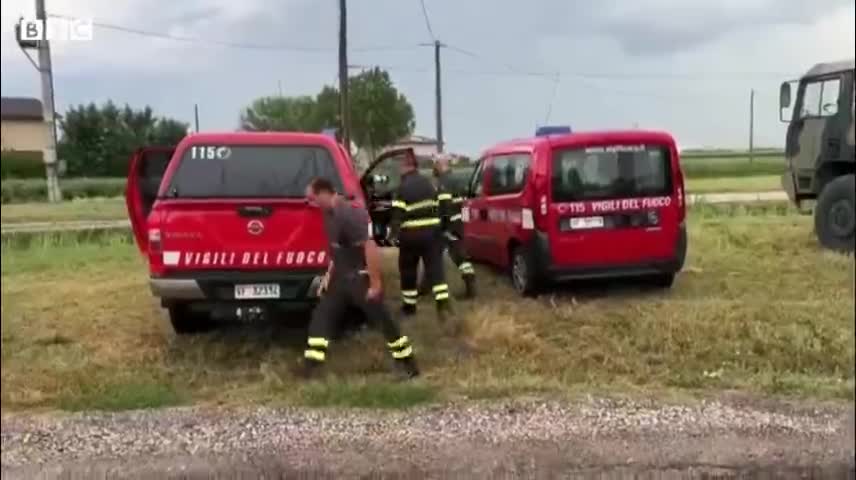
[0,157,783,203]
[1,151,45,179]
[1,178,126,204]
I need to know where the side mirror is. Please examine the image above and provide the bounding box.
[779,82,792,109]
[779,81,794,123]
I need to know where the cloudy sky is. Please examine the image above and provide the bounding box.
[2,0,854,155]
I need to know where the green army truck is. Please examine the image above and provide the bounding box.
[779,59,855,252]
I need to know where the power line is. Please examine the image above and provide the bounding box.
[417,0,436,41]
[47,13,419,53]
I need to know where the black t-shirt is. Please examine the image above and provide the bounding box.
[323,200,371,276]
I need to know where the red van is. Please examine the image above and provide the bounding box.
[461,130,687,295]
[126,131,411,333]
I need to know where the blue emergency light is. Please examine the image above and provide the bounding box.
[535,125,572,137]
[321,128,338,138]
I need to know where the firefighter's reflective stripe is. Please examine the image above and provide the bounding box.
[433,283,450,301]
[305,336,329,362]
[395,199,438,211]
[452,197,465,204]
[395,197,441,230]
[402,217,441,228]
[387,335,413,359]
[437,193,453,201]
[458,262,474,275]
[450,213,463,222]
[402,289,418,305]
[392,346,414,359]
[304,349,326,361]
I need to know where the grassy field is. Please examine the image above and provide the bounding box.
[2,173,782,225]
[1,197,127,224]
[1,206,853,412]
[684,175,780,194]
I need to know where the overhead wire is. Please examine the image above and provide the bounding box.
[417,0,436,42]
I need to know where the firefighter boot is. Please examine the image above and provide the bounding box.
[393,357,420,380]
[401,304,417,317]
[463,274,477,299]
[292,358,322,380]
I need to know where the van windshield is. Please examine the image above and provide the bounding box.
[165,145,343,198]
[551,144,672,202]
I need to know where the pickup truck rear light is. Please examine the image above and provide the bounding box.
[148,228,162,253]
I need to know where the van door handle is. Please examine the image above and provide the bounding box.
[237,205,273,218]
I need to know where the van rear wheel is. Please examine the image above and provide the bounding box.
[168,303,211,334]
[511,246,538,297]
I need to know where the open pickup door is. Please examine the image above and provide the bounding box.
[125,146,176,253]
[360,147,416,246]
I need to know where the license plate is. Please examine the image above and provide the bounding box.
[569,216,604,230]
[234,283,280,299]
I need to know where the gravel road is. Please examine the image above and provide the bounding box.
[2,397,853,479]
[0,192,790,236]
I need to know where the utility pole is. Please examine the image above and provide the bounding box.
[338,0,351,152]
[433,40,444,153]
[36,0,62,202]
[420,41,445,153]
[194,104,200,132]
[749,88,755,164]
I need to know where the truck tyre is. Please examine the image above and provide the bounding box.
[649,273,676,288]
[814,174,855,253]
[510,246,539,297]
[168,303,210,334]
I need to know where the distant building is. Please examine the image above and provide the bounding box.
[1,97,48,152]
[386,134,441,157]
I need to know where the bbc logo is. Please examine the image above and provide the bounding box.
[17,17,94,42]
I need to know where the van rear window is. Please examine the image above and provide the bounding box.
[165,145,343,198]
[551,144,672,202]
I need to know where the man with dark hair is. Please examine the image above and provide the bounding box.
[388,150,450,321]
[297,177,420,380]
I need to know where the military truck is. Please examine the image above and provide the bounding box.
[779,59,855,252]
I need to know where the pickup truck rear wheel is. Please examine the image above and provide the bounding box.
[168,303,210,334]
[649,273,676,288]
[814,174,855,253]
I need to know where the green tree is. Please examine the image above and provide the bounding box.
[58,101,188,177]
[239,68,415,156]
[239,96,323,132]
[348,67,415,155]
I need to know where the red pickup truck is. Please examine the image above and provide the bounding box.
[126,131,410,333]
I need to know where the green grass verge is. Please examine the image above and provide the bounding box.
[1,206,852,412]
[685,175,780,193]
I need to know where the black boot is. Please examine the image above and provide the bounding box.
[401,304,417,317]
[394,357,420,380]
[463,275,477,299]
[436,301,451,324]
[292,358,322,380]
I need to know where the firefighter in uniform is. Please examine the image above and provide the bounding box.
[296,177,420,380]
[433,154,477,298]
[388,151,450,320]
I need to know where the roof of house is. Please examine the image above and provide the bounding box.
[395,134,438,145]
[805,59,855,78]
[1,97,43,121]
